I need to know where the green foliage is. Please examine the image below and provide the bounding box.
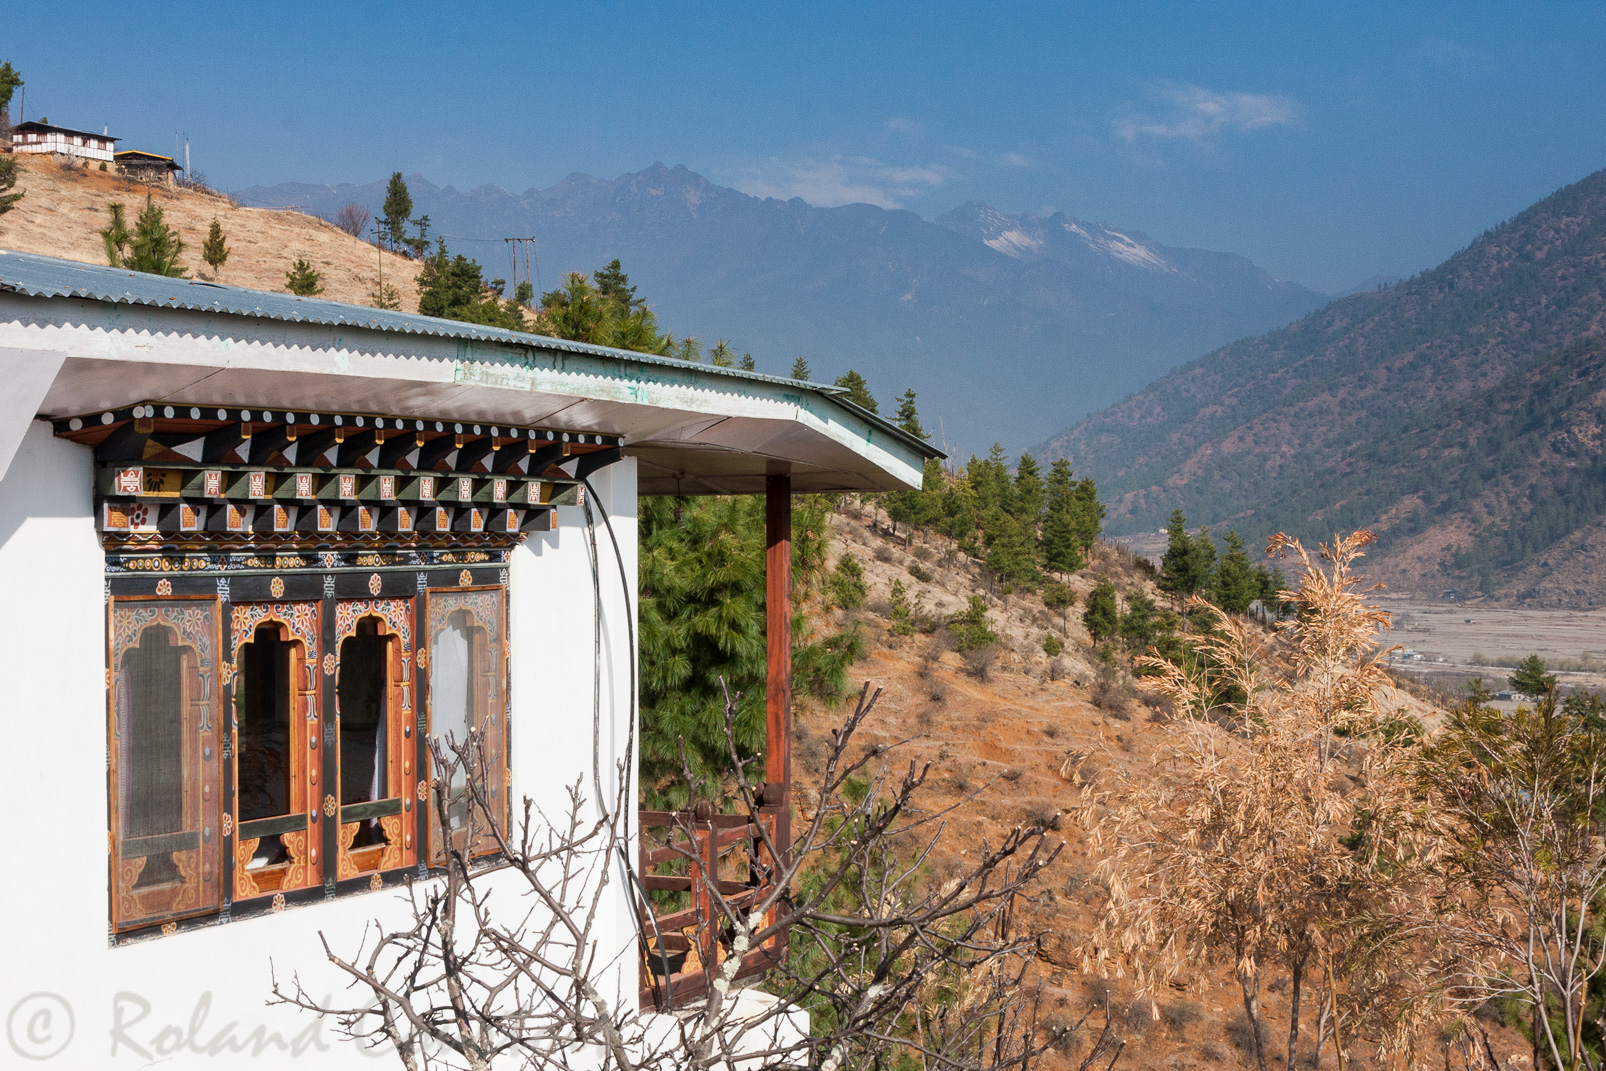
[982,507,1038,591]
[888,579,916,636]
[1041,579,1075,616]
[1083,579,1120,642]
[1158,510,1215,600]
[708,339,735,367]
[102,196,185,276]
[739,352,755,372]
[0,154,21,218]
[1041,633,1064,657]
[1119,591,1163,652]
[948,594,996,651]
[1041,459,1101,574]
[1211,530,1261,613]
[284,258,322,296]
[368,282,402,310]
[1508,654,1558,697]
[790,356,812,381]
[201,218,229,278]
[827,553,868,610]
[834,369,878,413]
[0,60,22,115]
[638,494,858,808]
[894,389,927,440]
[418,240,528,329]
[539,261,673,353]
[381,172,413,252]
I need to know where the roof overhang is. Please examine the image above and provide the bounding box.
[0,254,940,495]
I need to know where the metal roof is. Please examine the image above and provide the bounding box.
[0,249,942,463]
[11,121,120,142]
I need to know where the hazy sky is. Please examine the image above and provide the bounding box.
[8,2,1606,292]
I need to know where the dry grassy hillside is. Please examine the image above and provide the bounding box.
[803,505,1502,1071]
[0,156,421,309]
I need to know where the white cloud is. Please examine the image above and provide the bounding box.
[999,151,1034,168]
[884,116,923,136]
[944,145,980,160]
[734,156,953,209]
[1114,83,1301,143]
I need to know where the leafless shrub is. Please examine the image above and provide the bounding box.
[874,544,895,563]
[928,679,950,703]
[333,202,372,237]
[273,683,1075,1070]
[1162,999,1203,1035]
[1140,691,1175,723]
[963,643,999,681]
[1090,668,1131,718]
[1001,766,1024,783]
[911,544,933,562]
[1049,656,1071,682]
[1227,1011,1267,1058]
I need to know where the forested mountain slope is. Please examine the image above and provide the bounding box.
[1044,168,1606,606]
[238,165,1323,454]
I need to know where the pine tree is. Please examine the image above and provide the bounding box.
[790,356,812,381]
[285,259,323,296]
[101,203,131,266]
[709,340,735,367]
[739,353,755,372]
[895,389,928,439]
[0,61,22,118]
[983,508,1039,593]
[1120,591,1161,652]
[418,240,526,330]
[381,172,413,252]
[1010,453,1044,525]
[1212,530,1260,613]
[104,196,185,276]
[1083,580,1120,642]
[0,155,22,217]
[1508,654,1558,697]
[1041,579,1075,631]
[1159,509,1202,601]
[1041,459,1087,574]
[201,218,230,279]
[834,369,878,413]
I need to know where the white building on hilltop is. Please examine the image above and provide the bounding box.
[0,249,936,1068]
[9,120,118,162]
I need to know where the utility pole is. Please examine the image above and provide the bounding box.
[503,237,540,305]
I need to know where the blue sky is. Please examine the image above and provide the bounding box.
[7,2,1606,292]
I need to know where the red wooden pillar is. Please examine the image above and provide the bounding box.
[764,473,792,806]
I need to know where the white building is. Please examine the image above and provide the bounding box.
[9,120,118,162]
[0,249,934,1068]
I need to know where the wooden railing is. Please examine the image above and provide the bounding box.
[636,806,789,1009]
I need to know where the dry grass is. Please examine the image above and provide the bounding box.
[0,157,421,310]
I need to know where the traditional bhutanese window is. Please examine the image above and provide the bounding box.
[334,603,419,877]
[425,586,508,862]
[230,605,322,901]
[109,598,222,932]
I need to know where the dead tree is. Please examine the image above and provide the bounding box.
[273,682,1101,1070]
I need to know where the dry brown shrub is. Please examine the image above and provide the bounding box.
[1082,531,1438,1071]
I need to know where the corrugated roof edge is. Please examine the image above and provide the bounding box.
[0,248,943,460]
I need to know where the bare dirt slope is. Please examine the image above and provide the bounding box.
[803,505,1500,1070]
[0,157,421,309]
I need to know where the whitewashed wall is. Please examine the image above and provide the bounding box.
[0,422,641,1068]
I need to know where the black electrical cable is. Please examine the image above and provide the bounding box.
[581,476,673,1007]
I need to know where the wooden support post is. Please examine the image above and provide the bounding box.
[764,473,792,805]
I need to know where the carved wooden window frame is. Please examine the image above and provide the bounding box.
[423,585,509,864]
[332,599,420,879]
[228,602,324,901]
[108,596,222,933]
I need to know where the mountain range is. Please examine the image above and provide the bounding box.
[237,165,1324,455]
[1045,168,1606,607]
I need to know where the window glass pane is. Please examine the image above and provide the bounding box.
[339,621,390,806]
[430,616,474,831]
[110,598,220,931]
[237,625,291,822]
[125,628,184,841]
